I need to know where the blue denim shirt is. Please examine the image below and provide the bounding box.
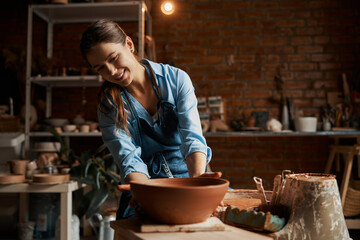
[98,60,212,184]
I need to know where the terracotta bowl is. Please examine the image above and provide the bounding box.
[130,177,229,224]
[0,174,25,184]
[32,174,70,184]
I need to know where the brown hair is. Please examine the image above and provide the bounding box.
[80,19,129,133]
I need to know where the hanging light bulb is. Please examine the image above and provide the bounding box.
[161,1,175,15]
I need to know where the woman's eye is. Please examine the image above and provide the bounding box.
[110,55,118,62]
[96,66,104,73]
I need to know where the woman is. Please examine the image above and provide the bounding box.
[80,19,213,219]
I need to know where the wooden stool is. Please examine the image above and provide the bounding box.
[325,144,360,206]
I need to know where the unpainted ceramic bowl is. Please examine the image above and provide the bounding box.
[63,124,77,132]
[0,174,25,184]
[45,118,69,127]
[32,174,70,184]
[130,177,229,224]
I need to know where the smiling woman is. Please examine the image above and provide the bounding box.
[80,19,213,220]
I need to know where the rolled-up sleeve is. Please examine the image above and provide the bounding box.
[174,70,212,163]
[97,102,150,184]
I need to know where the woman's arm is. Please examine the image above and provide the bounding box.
[186,152,207,177]
[125,172,149,183]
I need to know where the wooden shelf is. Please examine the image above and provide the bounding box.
[30,75,103,87]
[32,2,151,23]
[29,131,102,137]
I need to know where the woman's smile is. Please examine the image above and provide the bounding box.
[113,69,125,81]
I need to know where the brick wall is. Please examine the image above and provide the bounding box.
[151,0,360,121]
[207,135,331,189]
[1,0,359,189]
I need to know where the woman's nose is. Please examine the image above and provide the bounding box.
[106,63,117,76]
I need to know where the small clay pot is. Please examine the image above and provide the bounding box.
[130,177,229,224]
[8,160,29,175]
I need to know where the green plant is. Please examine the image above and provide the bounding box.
[50,128,121,219]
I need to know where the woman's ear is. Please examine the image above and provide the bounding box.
[126,36,135,53]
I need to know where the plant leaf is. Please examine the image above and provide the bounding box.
[85,184,109,218]
[94,144,108,156]
[84,159,93,178]
[93,168,101,190]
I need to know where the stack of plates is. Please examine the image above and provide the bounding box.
[0,174,25,184]
[32,174,70,184]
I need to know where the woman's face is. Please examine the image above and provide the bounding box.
[86,39,136,87]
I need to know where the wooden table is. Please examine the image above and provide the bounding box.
[0,181,83,240]
[111,218,273,240]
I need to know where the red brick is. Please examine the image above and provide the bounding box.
[277,20,305,27]
[296,27,323,35]
[295,71,323,80]
[237,73,262,81]
[267,55,281,62]
[298,45,323,53]
[206,11,237,20]
[291,37,312,45]
[227,99,252,107]
[260,37,287,46]
[292,99,313,107]
[287,54,309,62]
[268,11,294,18]
[249,82,276,89]
[286,90,303,98]
[314,36,330,44]
[309,1,338,8]
[239,11,265,19]
[253,99,279,107]
[319,62,342,70]
[223,2,250,9]
[245,90,272,98]
[231,37,258,46]
[290,63,317,71]
[219,82,246,91]
[280,2,308,9]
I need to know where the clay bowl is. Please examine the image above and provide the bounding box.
[0,174,25,184]
[130,177,229,224]
[32,174,70,184]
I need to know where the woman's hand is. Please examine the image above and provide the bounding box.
[198,171,222,178]
[117,184,130,192]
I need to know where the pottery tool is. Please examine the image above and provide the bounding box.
[253,177,267,205]
[223,176,287,233]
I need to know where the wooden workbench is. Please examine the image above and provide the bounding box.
[111,218,273,240]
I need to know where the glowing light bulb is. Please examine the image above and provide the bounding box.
[161,1,175,15]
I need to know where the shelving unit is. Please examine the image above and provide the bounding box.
[25,1,152,154]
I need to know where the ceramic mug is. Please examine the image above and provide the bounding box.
[8,160,29,175]
[80,124,90,133]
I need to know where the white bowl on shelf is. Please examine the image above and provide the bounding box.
[295,117,317,132]
[45,118,69,127]
[63,124,77,132]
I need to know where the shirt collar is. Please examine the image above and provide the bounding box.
[141,59,164,78]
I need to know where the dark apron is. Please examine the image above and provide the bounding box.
[116,62,188,219]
